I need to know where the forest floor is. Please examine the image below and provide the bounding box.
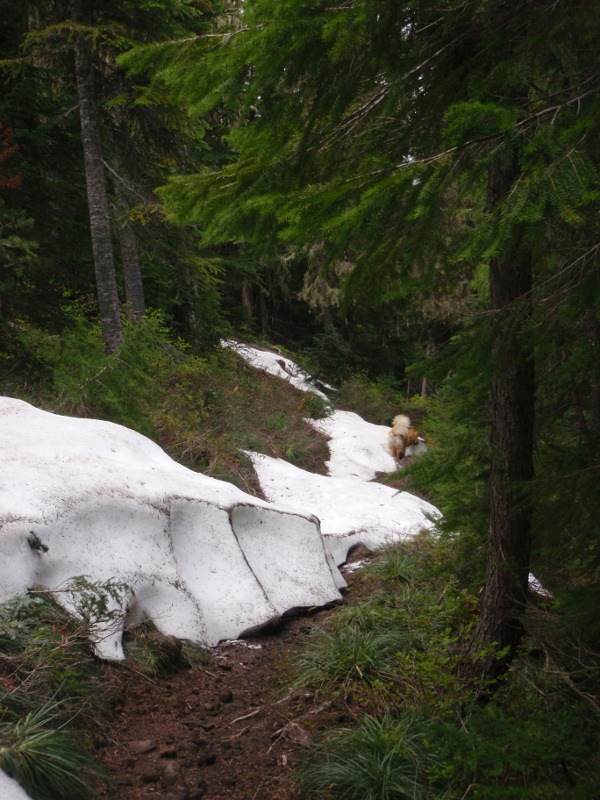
[95,547,376,800]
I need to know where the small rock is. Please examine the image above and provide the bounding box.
[203,701,221,715]
[178,740,199,757]
[139,771,160,784]
[219,689,233,703]
[199,721,215,731]
[192,737,209,747]
[130,740,157,755]
[197,746,217,766]
[161,760,181,788]
[163,791,190,800]
[147,631,184,671]
[159,747,178,759]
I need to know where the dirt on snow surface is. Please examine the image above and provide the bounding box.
[96,550,373,800]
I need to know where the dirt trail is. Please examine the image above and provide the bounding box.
[96,555,369,800]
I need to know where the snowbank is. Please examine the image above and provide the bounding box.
[310,409,397,480]
[249,453,439,564]
[0,344,440,668]
[0,397,345,660]
[224,340,330,399]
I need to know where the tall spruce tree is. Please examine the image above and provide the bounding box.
[142,0,599,677]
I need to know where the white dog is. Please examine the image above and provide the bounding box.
[388,414,423,461]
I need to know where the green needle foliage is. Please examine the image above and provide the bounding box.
[0,701,107,800]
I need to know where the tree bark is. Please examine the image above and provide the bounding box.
[583,303,600,454]
[73,29,122,352]
[119,215,145,323]
[114,186,145,324]
[241,284,253,321]
[469,153,535,683]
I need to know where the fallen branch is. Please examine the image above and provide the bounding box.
[230,707,262,725]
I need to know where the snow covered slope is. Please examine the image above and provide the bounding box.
[0,344,437,666]
[0,397,345,660]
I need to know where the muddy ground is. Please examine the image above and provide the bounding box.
[95,549,374,800]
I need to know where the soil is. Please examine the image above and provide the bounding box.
[95,547,375,800]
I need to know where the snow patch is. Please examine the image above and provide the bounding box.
[0,771,31,800]
[248,452,440,565]
[310,410,397,480]
[224,340,330,399]
[0,397,344,660]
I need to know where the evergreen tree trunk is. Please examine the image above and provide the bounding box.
[115,188,145,324]
[73,29,122,352]
[470,153,535,683]
[241,284,253,322]
[259,290,269,335]
[119,217,145,324]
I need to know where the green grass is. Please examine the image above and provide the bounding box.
[293,713,441,800]
[0,701,108,800]
[289,622,410,693]
[288,538,600,799]
[0,592,114,799]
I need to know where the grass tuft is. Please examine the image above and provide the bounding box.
[0,700,108,800]
[293,712,440,800]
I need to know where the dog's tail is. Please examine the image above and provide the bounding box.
[391,414,411,435]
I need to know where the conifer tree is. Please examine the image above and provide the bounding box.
[2,0,219,350]
[143,0,600,677]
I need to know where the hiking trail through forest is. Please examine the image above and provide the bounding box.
[96,547,375,800]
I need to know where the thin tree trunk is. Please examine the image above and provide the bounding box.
[73,30,122,352]
[114,186,145,323]
[421,340,436,398]
[259,290,269,335]
[119,217,145,323]
[241,284,253,321]
[469,153,535,683]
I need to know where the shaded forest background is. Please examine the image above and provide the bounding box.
[1,1,600,797]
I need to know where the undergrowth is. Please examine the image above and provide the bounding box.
[5,316,331,494]
[0,591,111,799]
[0,588,209,799]
[333,373,423,427]
[290,537,600,799]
